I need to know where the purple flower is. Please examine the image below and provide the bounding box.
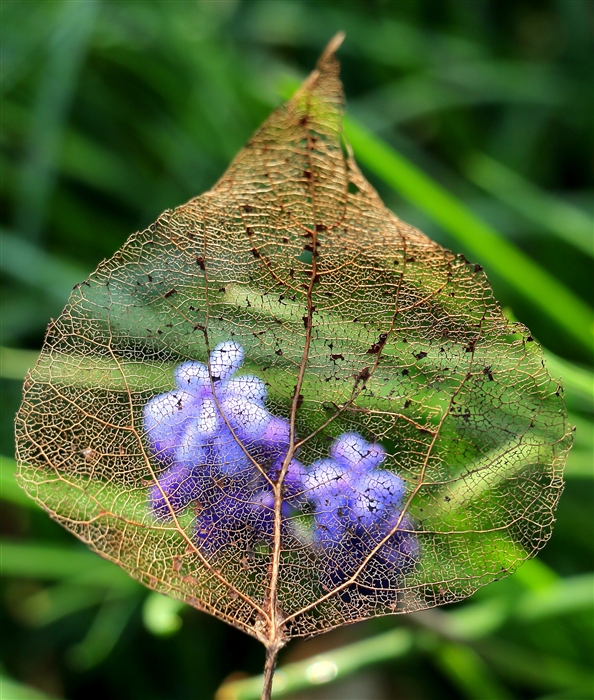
[304,433,417,591]
[174,360,210,394]
[270,456,307,505]
[143,390,199,463]
[330,432,386,473]
[319,512,419,599]
[210,426,257,477]
[194,487,290,558]
[224,374,267,405]
[313,492,349,548]
[174,341,245,392]
[208,341,245,382]
[303,458,349,502]
[255,416,291,457]
[219,394,271,443]
[144,343,417,579]
[150,461,203,519]
[349,468,406,534]
[372,514,418,570]
[194,497,236,558]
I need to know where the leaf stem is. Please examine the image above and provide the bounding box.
[261,646,279,700]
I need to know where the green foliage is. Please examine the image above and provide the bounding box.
[2,1,592,699]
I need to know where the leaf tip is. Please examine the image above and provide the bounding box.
[321,31,346,59]
[314,32,345,72]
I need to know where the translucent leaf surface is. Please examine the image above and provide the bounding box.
[15,36,570,663]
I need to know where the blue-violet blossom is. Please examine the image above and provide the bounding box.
[144,342,418,583]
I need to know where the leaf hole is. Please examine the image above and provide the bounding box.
[297,250,313,264]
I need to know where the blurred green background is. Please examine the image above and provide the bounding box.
[1,1,592,699]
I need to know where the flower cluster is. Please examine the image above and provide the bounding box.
[144,341,417,580]
[304,433,417,592]
[144,341,294,556]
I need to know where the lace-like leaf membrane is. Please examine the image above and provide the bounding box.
[15,38,570,650]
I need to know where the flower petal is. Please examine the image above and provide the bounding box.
[143,390,197,462]
[150,462,201,519]
[209,340,244,382]
[330,432,386,472]
[174,361,210,393]
[225,374,267,404]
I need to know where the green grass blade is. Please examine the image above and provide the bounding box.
[20,582,129,627]
[0,230,88,303]
[15,0,99,242]
[0,674,62,700]
[466,152,593,257]
[422,563,592,642]
[564,413,593,479]
[0,347,41,383]
[434,642,513,700]
[515,573,594,622]
[478,641,593,692]
[67,597,138,670]
[564,449,594,478]
[0,539,136,589]
[217,557,593,700]
[1,454,40,509]
[544,351,593,411]
[216,628,413,699]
